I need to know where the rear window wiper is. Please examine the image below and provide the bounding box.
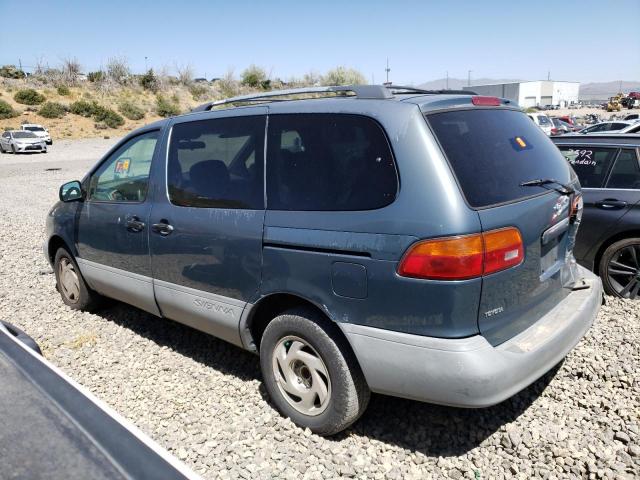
[520,178,575,195]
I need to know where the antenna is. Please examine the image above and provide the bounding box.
[385,58,391,85]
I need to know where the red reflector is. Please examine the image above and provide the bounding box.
[398,228,523,280]
[472,96,501,106]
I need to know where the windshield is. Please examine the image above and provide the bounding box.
[13,131,37,139]
[427,109,573,208]
[24,126,44,132]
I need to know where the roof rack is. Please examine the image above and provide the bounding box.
[191,84,477,112]
[192,85,393,112]
[388,85,477,95]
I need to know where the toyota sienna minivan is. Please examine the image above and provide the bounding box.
[46,85,602,435]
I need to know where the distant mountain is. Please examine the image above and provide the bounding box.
[579,81,640,100]
[416,78,640,100]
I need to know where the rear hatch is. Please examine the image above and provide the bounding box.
[427,106,580,345]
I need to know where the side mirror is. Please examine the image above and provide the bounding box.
[59,180,83,202]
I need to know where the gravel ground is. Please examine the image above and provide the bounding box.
[0,139,638,479]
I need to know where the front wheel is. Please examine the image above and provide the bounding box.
[599,238,640,299]
[54,248,103,311]
[260,308,370,436]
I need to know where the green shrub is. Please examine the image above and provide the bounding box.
[0,65,26,79]
[241,65,267,88]
[14,89,46,105]
[0,99,17,119]
[57,85,70,96]
[69,100,97,117]
[87,71,105,83]
[118,101,145,120]
[156,95,180,117]
[139,69,159,92]
[189,84,209,100]
[38,102,67,118]
[93,107,124,128]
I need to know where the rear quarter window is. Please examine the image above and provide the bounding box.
[427,109,572,208]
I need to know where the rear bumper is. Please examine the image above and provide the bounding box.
[341,265,602,407]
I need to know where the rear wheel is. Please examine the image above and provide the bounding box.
[599,238,640,299]
[54,248,103,311]
[259,308,370,436]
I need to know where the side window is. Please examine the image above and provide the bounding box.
[266,114,398,211]
[606,149,640,189]
[559,147,618,188]
[88,131,158,202]
[167,115,265,209]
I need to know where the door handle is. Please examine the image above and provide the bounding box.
[125,216,145,232]
[595,199,627,210]
[152,221,174,236]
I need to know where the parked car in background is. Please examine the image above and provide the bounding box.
[578,121,635,134]
[46,85,602,435]
[623,113,639,121]
[21,123,52,145]
[0,130,47,154]
[553,134,640,299]
[527,112,555,135]
[558,115,580,126]
[0,322,200,480]
[551,118,579,134]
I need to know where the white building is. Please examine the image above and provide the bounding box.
[462,81,580,108]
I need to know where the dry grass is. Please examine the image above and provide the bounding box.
[0,79,206,139]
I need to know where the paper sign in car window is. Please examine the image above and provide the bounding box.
[570,149,596,166]
[114,158,131,176]
[509,136,533,151]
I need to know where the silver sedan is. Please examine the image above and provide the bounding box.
[0,130,47,154]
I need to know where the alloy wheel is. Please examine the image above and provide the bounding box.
[606,244,640,299]
[272,336,331,416]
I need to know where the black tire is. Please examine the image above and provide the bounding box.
[260,307,370,436]
[54,248,103,311]
[11,145,16,154]
[599,238,640,299]
[0,144,4,153]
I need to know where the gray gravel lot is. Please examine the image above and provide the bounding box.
[0,138,638,479]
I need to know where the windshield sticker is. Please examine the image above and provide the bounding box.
[114,158,131,176]
[564,149,595,166]
[510,136,532,151]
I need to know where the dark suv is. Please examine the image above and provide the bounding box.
[46,85,602,435]
[553,134,640,298]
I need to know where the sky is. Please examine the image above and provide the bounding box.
[1,0,639,84]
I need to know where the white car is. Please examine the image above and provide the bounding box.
[578,121,635,134]
[21,123,52,145]
[527,113,554,136]
[0,130,47,154]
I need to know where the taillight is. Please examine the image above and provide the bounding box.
[398,227,524,280]
[551,127,559,135]
[570,193,583,221]
[472,96,501,106]
[482,228,524,275]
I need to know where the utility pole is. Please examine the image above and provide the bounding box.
[467,70,472,87]
[385,58,391,85]
[446,71,449,90]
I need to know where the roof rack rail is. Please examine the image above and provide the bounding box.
[389,85,477,95]
[192,85,394,112]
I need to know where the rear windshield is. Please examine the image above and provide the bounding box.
[427,109,572,208]
[24,126,44,132]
